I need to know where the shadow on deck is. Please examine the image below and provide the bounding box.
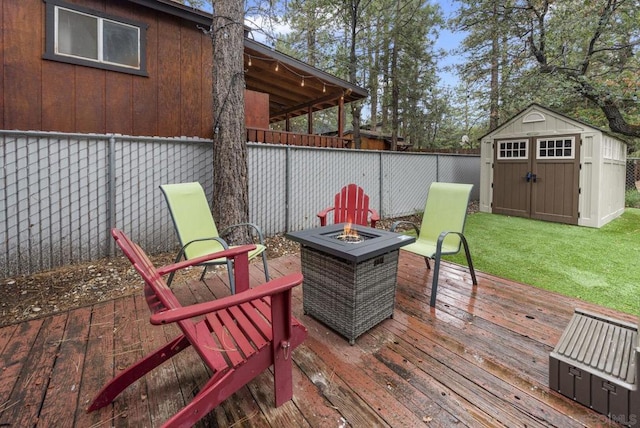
[0,253,634,427]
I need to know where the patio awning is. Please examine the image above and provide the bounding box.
[243,39,368,123]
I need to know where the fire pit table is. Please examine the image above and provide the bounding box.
[286,223,415,344]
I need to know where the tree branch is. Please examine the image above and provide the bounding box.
[578,79,640,137]
[523,0,640,138]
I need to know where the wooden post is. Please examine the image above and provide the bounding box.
[338,95,344,138]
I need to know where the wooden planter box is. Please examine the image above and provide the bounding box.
[549,309,639,425]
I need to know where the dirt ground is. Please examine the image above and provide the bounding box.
[0,234,300,328]
[0,215,428,328]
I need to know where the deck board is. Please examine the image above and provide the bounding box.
[9,313,68,426]
[0,251,634,427]
[113,294,152,427]
[74,301,116,428]
[38,306,92,426]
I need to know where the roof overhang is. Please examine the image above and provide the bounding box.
[243,39,368,123]
[129,0,213,25]
[130,0,369,123]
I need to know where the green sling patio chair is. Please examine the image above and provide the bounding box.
[391,182,477,307]
[160,182,269,294]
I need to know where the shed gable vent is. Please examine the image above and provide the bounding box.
[522,112,546,123]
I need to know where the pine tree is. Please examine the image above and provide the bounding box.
[211,0,249,240]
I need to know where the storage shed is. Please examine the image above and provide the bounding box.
[479,104,627,228]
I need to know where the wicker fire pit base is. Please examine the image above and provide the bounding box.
[300,245,399,344]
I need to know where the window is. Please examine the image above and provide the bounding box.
[497,140,528,160]
[522,112,546,123]
[44,0,147,76]
[537,137,575,159]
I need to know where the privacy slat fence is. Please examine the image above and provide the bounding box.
[1,130,480,277]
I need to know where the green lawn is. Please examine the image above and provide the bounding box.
[443,208,640,316]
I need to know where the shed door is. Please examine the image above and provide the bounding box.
[492,135,580,224]
[492,139,531,218]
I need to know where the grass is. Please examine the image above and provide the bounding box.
[442,208,640,316]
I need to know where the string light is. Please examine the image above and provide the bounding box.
[243,53,334,94]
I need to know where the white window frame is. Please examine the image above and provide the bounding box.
[497,140,528,160]
[536,137,575,160]
[44,0,147,76]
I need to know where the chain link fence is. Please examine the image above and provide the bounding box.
[627,158,639,189]
[626,157,640,208]
[1,130,480,277]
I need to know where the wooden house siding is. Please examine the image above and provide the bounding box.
[2,0,214,138]
[345,138,386,151]
[361,136,387,151]
[245,90,270,129]
[0,3,3,130]
[343,134,404,151]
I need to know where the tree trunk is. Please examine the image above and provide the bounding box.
[348,0,362,149]
[368,27,379,128]
[211,0,249,243]
[390,0,400,151]
[488,0,499,131]
[390,42,398,152]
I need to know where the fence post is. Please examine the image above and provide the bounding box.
[107,135,116,256]
[285,145,291,232]
[379,151,384,218]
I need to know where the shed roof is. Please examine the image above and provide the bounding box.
[480,103,627,144]
[129,0,368,123]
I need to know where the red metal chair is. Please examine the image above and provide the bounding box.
[317,183,380,227]
[87,229,307,427]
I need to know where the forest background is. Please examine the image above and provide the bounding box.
[184,0,640,153]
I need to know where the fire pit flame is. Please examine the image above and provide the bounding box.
[336,222,363,243]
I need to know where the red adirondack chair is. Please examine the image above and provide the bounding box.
[317,183,380,227]
[87,229,308,427]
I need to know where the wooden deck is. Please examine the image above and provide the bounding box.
[0,252,634,427]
